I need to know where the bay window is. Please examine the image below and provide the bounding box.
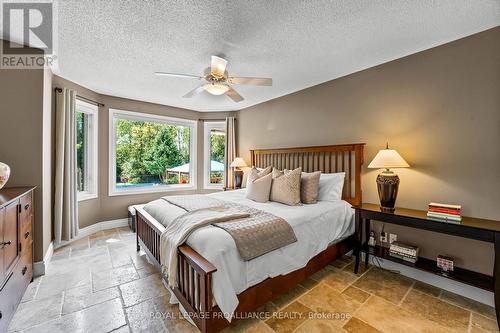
[109,109,197,195]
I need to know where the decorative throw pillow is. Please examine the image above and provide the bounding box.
[244,166,271,188]
[272,168,284,178]
[270,167,302,206]
[285,170,321,204]
[245,167,273,202]
[317,172,346,201]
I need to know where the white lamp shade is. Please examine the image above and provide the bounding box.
[230,157,247,168]
[368,149,410,169]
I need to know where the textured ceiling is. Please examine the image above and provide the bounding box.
[52,0,500,112]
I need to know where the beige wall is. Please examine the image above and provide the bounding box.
[42,67,53,260]
[0,47,53,262]
[53,76,236,228]
[237,27,500,275]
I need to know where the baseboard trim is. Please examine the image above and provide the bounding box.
[34,241,53,277]
[37,218,130,276]
[77,218,129,239]
[361,252,494,307]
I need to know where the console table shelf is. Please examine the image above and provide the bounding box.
[352,203,500,329]
[362,243,494,292]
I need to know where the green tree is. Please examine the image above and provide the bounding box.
[115,119,192,184]
[144,126,182,182]
[76,112,85,190]
[115,119,134,178]
[211,131,225,162]
[116,120,162,183]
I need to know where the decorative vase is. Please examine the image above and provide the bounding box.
[376,170,399,212]
[0,162,11,189]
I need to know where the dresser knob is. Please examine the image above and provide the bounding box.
[24,203,30,210]
[0,240,12,249]
[22,266,27,275]
[24,231,30,239]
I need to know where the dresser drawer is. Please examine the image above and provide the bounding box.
[19,221,33,282]
[3,202,19,274]
[0,207,4,284]
[19,192,32,228]
[0,259,29,332]
[20,219,32,252]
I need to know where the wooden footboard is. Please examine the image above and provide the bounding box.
[136,208,219,332]
[175,245,217,333]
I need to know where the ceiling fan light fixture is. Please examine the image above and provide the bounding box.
[211,56,228,78]
[156,55,272,102]
[204,82,229,95]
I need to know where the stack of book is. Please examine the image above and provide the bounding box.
[427,203,462,223]
[389,242,419,263]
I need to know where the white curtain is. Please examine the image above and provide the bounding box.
[54,88,79,245]
[224,117,236,189]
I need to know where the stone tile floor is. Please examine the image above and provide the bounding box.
[7,227,498,333]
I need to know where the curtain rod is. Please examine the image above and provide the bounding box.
[54,87,105,107]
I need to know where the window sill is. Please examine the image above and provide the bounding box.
[109,184,197,197]
[204,185,224,190]
[78,192,98,202]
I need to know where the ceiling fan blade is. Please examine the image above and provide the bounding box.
[155,72,203,79]
[226,86,244,102]
[211,56,228,77]
[183,85,205,98]
[228,77,272,86]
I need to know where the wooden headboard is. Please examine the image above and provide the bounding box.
[250,143,365,205]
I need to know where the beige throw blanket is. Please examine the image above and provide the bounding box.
[160,205,250,287]
[160,195,297,287]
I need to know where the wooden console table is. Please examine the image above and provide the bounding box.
[352,203,499,328]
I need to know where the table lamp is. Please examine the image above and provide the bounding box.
[368,144,410,211]
[230,157,247,189]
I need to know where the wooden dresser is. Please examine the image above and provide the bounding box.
[0,187,34,332]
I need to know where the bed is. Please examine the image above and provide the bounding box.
[136,143,365,333]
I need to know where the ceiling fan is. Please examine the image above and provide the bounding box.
[155,55,272,102]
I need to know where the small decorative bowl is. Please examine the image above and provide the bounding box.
[0,162,11,190]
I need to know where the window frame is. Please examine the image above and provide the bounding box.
[76,99,99,202]
[203,121,226,190]
[108,108,197,196]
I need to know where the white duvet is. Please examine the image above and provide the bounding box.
[143,189,354,319]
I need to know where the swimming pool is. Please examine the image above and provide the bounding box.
[116,182,159,188]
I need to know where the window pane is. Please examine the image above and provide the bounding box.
[115,118,191,189]
[76,111,87,192]
[209,129,225,185]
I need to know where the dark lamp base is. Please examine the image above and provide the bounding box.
[234,169,244,189]
[376,170,400,211]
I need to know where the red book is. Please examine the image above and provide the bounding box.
[428,207,461,215]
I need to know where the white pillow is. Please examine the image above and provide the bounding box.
[317,172,345,201]
[245,167,273,202]
[243,166,270,188]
